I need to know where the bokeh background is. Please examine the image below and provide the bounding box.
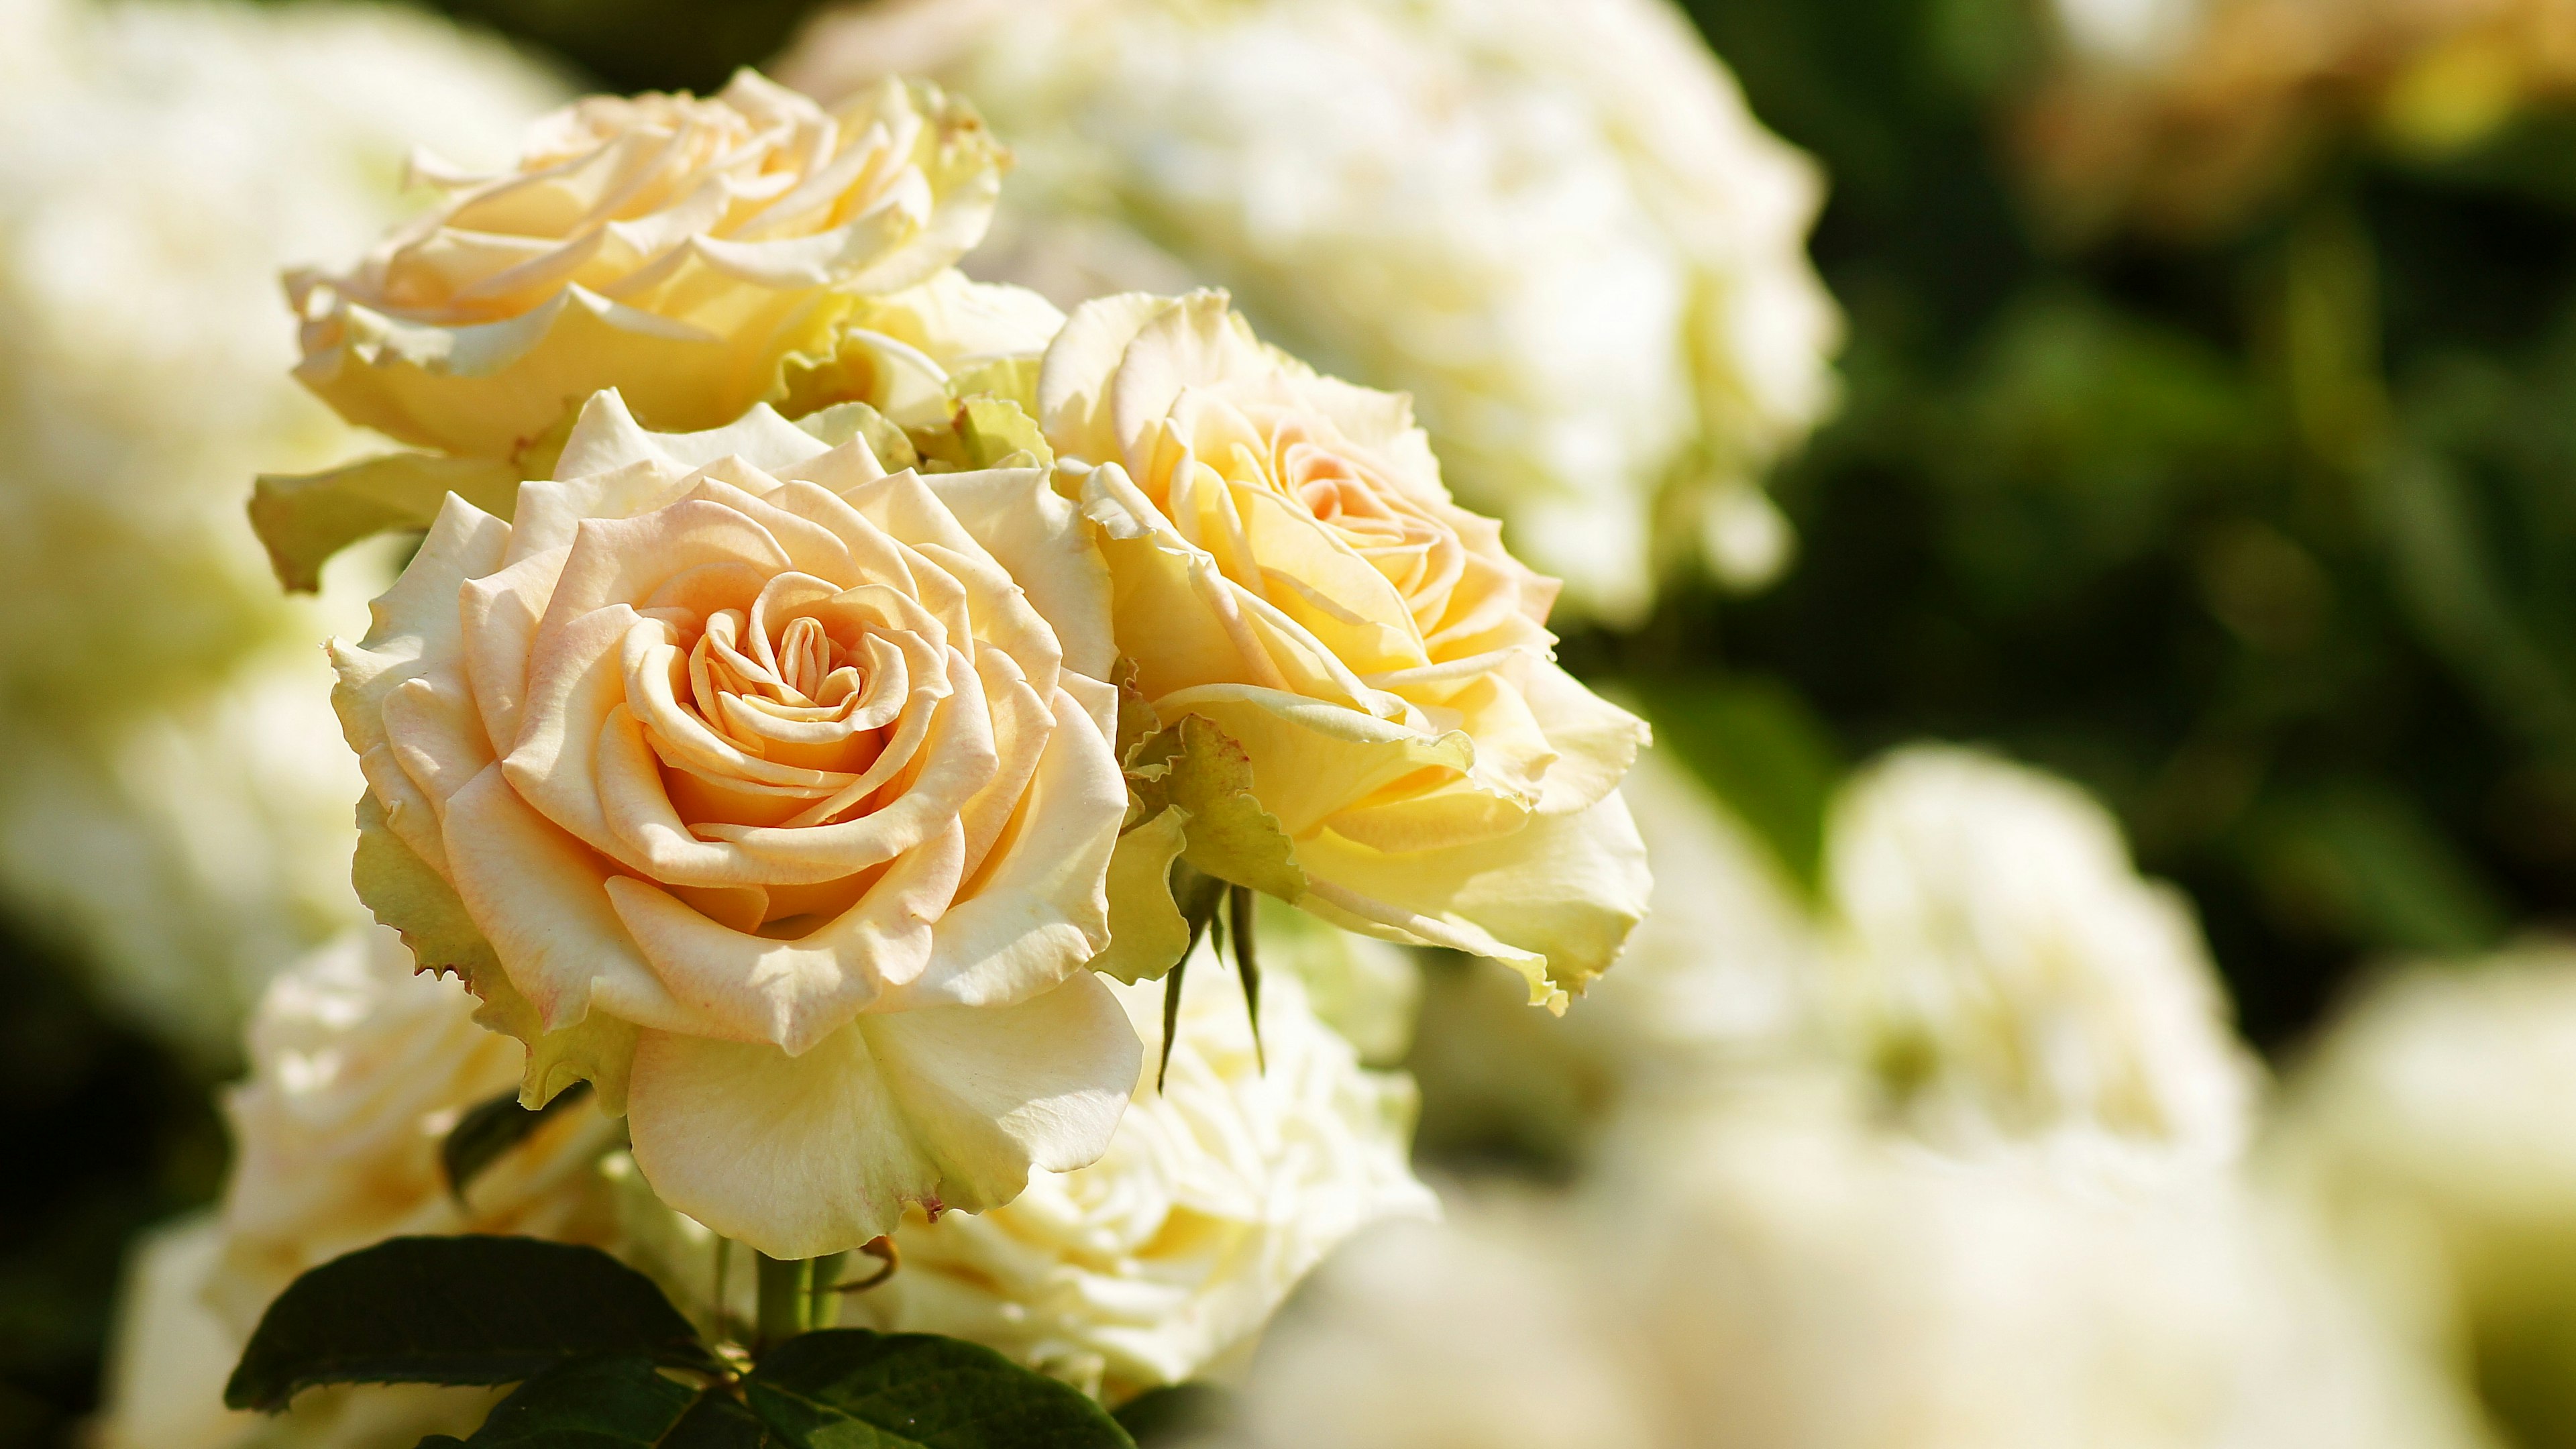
[12,0,2576,1444]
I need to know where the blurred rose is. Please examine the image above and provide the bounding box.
[93,926,623,1449]
[1042,290,1652,1012]
[0,0,560,1056]
[1210,1085,2496,1449]
[2268,947,2576,1445]
[335,392,1136,1257]
[835,945,1435,1402]
[777,0,1841,619]
[291,69,1002,459]
[1819,745,2263,1182]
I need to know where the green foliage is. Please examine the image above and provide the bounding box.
[439,1082,595,1203]
[1629,676,1842,897]
[1111,1383,1238,1446]
[415,1356,701,1448]
[225,1238,714,1411]
[229,1238,1134,1449]
[743,1330,1131,1449]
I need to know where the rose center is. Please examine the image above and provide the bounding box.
[683,608,887,777]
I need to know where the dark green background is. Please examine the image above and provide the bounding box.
[14,0,2576,1441]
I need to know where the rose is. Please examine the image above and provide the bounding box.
[288,69,1003,460]
[331,388,1139,1256]
[840,931,1436,1401]
[1040,290,1652,1010]
[92,925,623,1449]
[1821,745,2260,1180]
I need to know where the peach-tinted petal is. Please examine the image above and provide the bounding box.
[625,970,1138,1258]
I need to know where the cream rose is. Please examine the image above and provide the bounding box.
[839,941,1436,1401]
[95,926,624,1449]
[1040,290,1652,1010]
[288,68,1002,460]
[331,388,1138,1257]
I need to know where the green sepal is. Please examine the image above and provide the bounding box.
[251,451,520,592]
[1129,716,1307,902]
[1089,807,1193,985]
[353,796,634,1113]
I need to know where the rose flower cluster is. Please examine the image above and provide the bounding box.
[204,60,1650,1415]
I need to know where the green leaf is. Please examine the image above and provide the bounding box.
[1110,1384,1236,1446]
[441,1082,594,1202]
[227,1237,714,1412]
[1629,676,1841,898]
[252,451,520,592]
[663,1393,777,1449]
[413,1355,698,1448]
[1130,716,1306,902]
[743,1330,1133,1449]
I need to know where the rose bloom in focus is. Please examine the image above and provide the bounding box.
[290,68,1004,460]
[1040,290,1653,1013]
[333,391,1137,1257]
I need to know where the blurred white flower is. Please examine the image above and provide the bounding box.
[1821,745,2263,1181]
[1215,1085,2496,1449]
[0,0,561,1056]
[835,945,1438,1402]
[93,926,624,1449]
[777,0,1842,621]
[2269,947,2576,1444]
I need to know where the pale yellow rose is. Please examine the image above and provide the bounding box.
[94,925,623,1449]
[288,69,1002,459]
[841,944,1436,1402]
[331,388,1138,1257]
[1040,290,1652,1010]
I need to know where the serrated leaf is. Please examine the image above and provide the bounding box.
[1090,808,1193,985]
[663,1392,776,1449]
[1130,716,1306,901]
[227,1238,714,1412]
[252,451,520,592]
[742,1330,1132,1449]
[413,1354,698,1448]
[1110,1384,1236,1446]
[442,1082,594,1202]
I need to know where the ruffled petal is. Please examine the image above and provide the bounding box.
[625,971,1139,1257]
